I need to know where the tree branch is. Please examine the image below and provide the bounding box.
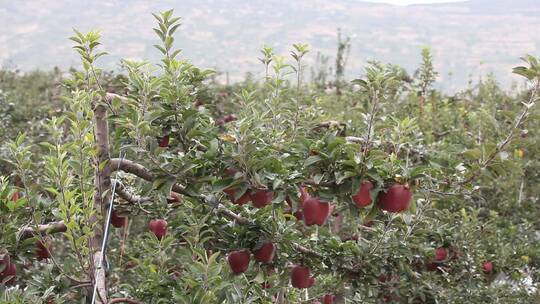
[113,180,151,204]
[108,298,143,304]
[216,205,252,225]
[108,158,187,195]
[19,221,67,240]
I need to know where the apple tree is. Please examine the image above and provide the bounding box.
[1,10,540,304]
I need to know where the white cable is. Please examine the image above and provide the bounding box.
[91,151,125,304]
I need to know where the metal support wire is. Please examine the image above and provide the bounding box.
[91,151,125,304]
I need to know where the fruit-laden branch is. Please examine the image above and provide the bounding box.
[19,221,67,240]
[108,182,347,268]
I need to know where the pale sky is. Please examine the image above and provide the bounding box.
[362,0,468,5]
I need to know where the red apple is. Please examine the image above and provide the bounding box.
[253,242,276,263]
[435,247,448,261]
[323,294,334,304]
[344,233,359,242]
[483,261,493,273]
[110,210,128,228]
[224,188,251,205]
[225,168,238,177]
[218,91,228,97]
[308,276,315,287]
[251,190,274,208]
[291,265,311,289]
[383,294,400,303]
[2,263,16,285]
[303,197,330,226]
[149,219,168,240]
[11,191,20,202]
[352,181,374,208]
[224,114,237,122]
[167,191,182,203]
[426,262,440,272]
[158,135,169,148]
[363,220,374,227]
[377,184,412,213]
[35,240,50,261]
[228,250,250,274]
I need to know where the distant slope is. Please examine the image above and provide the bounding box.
[0,0,539,89]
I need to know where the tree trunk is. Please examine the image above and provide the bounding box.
[90,103,112,303]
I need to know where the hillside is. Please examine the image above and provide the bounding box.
[1,0,539,89]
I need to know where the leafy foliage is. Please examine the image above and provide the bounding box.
[1,9,540,304]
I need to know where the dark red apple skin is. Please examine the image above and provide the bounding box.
[435,247,448,261]
[228,250,250,274]
[383,294,401,303]
[251,190,274,208]
[253,242,276,263]
[323,294,334,304]
[224,114,237,122]
[308,276,315,287]
[352,181,374,208]
[167,191,182,203]
[377,184,413,213]
[2,263,16,285]
[224,188,251,205]
[291,265,311,289]
[111,210,128,228]
[343,234,359,242]
[426,262,440,272]
[158,135,169,148]
[303,198,330,226]
[149,219,168,240]
[11,191,20,202]
[225,168,238,177]
[363,220,374,227]
[293,210,304,221]
[483,261,493,273]
[235,193,252,205]
[35,240,50,261]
